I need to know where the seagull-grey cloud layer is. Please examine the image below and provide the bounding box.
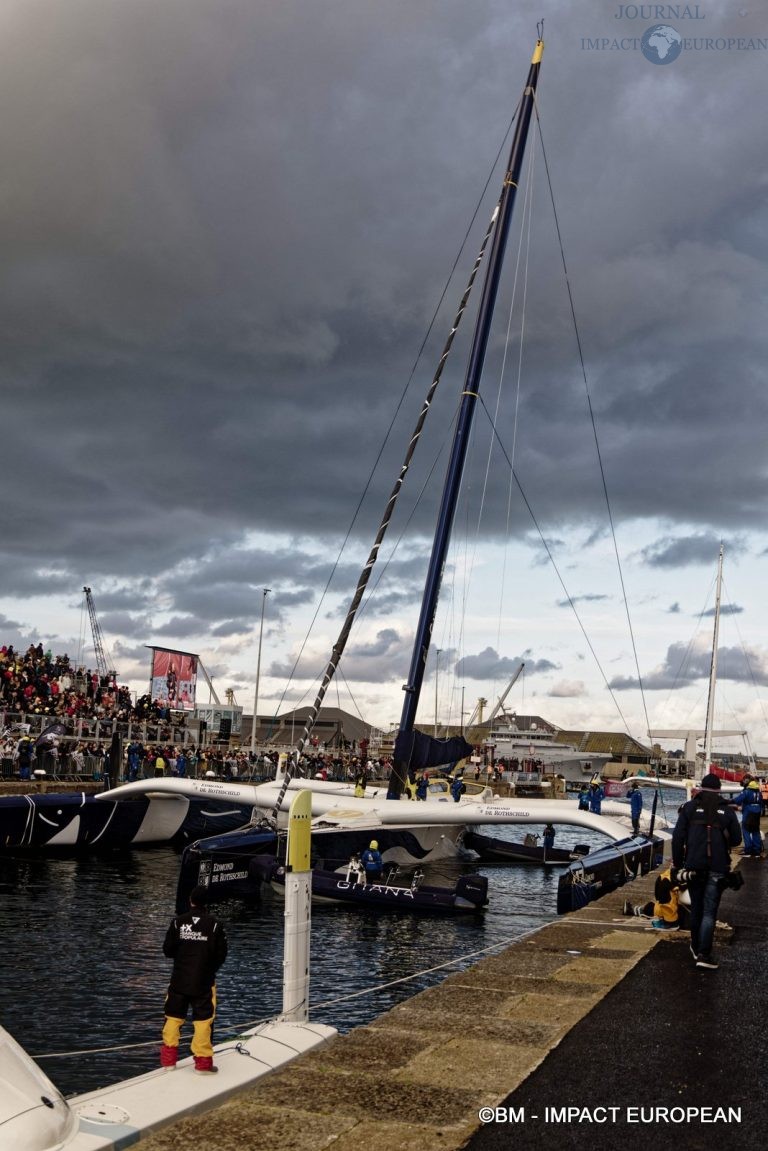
[1,2,766,707]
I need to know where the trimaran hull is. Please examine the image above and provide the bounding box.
[0,790,253,851]
[100,776,634,840]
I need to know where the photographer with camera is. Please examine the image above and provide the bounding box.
[671,773,742,970]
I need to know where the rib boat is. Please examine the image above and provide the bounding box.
[255,854,489,915]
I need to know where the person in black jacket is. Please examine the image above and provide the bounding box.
[671,774,742,971]
[160,886,228,1073]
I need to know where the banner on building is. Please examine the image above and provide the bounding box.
[148,647,198,712]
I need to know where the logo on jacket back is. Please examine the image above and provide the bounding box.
[180,922,209,942]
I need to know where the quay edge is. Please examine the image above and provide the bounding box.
[129,865,686,1151]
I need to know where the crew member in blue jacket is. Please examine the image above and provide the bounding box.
[588,780,605,815]
[451,775,466,803]
[671,773,742,969]
[361,840,383,884]
[577,785,590,811]
[628,782,643,835]
[733,778,764,857]
[16,735,33,781]
[126,741,142,782]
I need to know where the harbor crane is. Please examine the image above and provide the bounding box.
[484,663,525,727]
[83,586,117,680]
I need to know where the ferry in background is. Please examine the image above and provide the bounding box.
[481,712,608,781]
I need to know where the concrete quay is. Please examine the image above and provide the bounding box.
[132,852,767,1151]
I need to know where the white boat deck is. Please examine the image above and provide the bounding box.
[66,1019,336,1150]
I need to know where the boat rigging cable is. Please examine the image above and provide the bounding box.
[273,28,664,795]
[265,106,524,735]
[454,103,538,693]
[721,575,768,734]
[345,80,667,754]
[413,62,640,735]
[476,400,635,736]
[531,95,655,750]
[267,197,510,820]
[703,543,724,766]
[390,33,546,798]
[29,924,546,1062]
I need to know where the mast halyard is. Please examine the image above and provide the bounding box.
[702,542,724,776]
[388,35,545,798]
[266,116,507,824]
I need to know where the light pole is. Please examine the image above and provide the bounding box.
[434,649,442,738]
[250,588,271,755]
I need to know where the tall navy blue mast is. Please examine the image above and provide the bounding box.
[389,36,544,798]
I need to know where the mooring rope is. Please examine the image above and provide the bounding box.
[29,925,544,1061]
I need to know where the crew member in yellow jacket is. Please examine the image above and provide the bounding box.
[622,864,689,931]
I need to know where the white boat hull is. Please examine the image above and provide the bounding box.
[102,778,633,841]
[0,1024,77,1149]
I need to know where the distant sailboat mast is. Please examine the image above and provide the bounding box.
[702,543,724,776]
[389,34,545,798]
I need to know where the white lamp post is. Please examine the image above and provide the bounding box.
[434,649,442,738]
[250,588,271,755]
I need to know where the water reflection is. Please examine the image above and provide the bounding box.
[0,830,589,1097]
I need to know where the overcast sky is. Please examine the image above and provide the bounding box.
[1,1,767,753]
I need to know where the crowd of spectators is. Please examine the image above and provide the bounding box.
[0,642,184,726]
[1,643,451,786]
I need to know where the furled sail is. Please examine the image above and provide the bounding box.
[394,730,474,773]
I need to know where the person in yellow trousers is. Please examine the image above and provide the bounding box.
[160,886,228,1073]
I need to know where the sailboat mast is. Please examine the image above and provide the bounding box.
[702,543,724,775]
[390,36,544,797]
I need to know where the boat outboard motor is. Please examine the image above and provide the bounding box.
[0,1024,76,1150]
[249,854,280,884]
[455,873,489,908]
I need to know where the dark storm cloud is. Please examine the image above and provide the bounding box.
[457,648,558,680]
[154,615,206,638]
[701,604,744,618]
[556,593,610,609]
[160,545,425,634]
[547,681,586,699]
[98,612,153,639]
[0,614,26,639]
[210,620,249,638]
[0,557,75,599]
[93,587,155,612]
[112,642,152,664]
[167,583,280,625]
[639,535,741,569]
[609,642,768,691]
[0,1,766,656]
[530,538,567,567]
[351,585,425,617]
[269,626,409,684]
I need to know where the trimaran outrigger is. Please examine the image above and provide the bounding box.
[102,29,661,912]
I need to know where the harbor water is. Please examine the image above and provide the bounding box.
[0,826,604,1097]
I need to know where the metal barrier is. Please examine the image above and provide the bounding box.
[0,710,195,745]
